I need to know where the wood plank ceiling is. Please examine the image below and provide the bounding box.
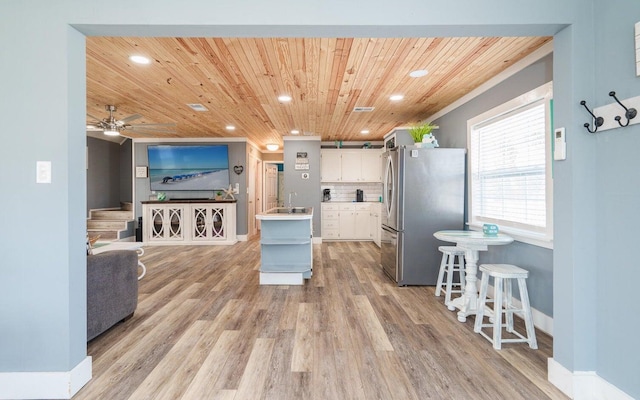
[86,36,551,149]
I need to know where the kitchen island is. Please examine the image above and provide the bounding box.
[255,207,313,285]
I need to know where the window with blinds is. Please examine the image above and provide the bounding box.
[467,82,553,246]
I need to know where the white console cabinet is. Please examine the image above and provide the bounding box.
[321,149,382,182]
[142,200,237,245]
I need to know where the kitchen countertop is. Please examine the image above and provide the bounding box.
[256,207,314,220]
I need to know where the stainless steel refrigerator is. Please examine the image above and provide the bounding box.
[381,146,465,285]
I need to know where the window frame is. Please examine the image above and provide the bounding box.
[466,81,553,249]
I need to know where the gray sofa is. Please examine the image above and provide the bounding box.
[87,250,139,341]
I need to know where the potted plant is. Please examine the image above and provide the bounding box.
[215,191,223,200]
[409,122,438,148]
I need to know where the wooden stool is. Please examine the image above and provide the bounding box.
[435,246,466,311]
[473,264,537,350]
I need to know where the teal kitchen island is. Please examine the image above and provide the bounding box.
[256,207,313,285]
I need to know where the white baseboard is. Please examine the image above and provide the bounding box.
[237,234,248,241]
[313,236,322,244]
[548,358,634,399]
[0,356,92,400]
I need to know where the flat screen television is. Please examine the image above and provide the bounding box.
[147,144,230,191]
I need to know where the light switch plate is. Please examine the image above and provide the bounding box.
[36,161,51,183]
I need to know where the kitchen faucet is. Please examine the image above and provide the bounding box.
[288,191,297,208]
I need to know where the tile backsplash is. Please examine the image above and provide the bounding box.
[321,182,382,203]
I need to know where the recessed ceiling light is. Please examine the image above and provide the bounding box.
[225,125,235,130]
[266,143,279,151]
[390,94,404,101]
[186,103,208,112]
[129,55,151,65]
[409,69,429,78]
[278,95,292,102]
[361,129,370,134]
[290,129,300,135]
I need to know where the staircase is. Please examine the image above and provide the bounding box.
[88,202,135,241]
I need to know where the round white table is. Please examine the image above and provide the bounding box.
[91,242,147,280]
[434,230,513,322]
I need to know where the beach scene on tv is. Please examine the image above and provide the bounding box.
[148,145,230,191]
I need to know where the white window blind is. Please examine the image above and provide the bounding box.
[468,82,553,246]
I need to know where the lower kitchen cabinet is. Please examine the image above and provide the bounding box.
[322,202,379,242]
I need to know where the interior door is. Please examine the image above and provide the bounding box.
[265,163,278,210]
[248,154,257,236]
[255,158,263,231]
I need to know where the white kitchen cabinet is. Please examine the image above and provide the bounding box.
[322,202,376,241]
[369,202,381,247]
[361,151,382,182]
[338,203,356,238]
[321,149,382,182]
[354,203,371,240]
[321,203,340,240]
[340,152,363,182]
[320,150,342,182]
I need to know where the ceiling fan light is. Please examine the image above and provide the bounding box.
[103,129,120,136]
[266,143,279,151]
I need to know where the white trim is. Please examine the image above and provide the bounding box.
[427,41,553,122]
[132,137,248,143]
[237,234,248,241]
[548,358,635,400]
[468,224,553,249]
[313,236,322,244]
[0,356,92,400]
[467,81,554,244]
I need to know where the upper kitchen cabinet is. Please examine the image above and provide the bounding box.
[321,149,382,182]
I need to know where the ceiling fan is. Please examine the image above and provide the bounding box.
[86,105,176,137]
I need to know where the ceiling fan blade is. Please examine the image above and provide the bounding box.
[86,125,103,131]
[120,113,143,123]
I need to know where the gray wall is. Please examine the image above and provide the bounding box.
[594,0,640,389]
[432,54,554,317]
[87,137,132,215]
[1,1,639,398]
[133,141,248,235]
[283,138,321,237]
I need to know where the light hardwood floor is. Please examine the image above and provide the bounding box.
[75,239,568,400]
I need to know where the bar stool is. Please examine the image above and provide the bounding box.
[435,246,466,311]
[473,264,537,350]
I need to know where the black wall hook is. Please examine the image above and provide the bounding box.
[608,91,637,127]
[580,100,604,133]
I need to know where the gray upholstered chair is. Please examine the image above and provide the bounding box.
[87,250,138,341]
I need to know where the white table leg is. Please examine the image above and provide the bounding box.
[137,261,146,280]
[448,249,480,322]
